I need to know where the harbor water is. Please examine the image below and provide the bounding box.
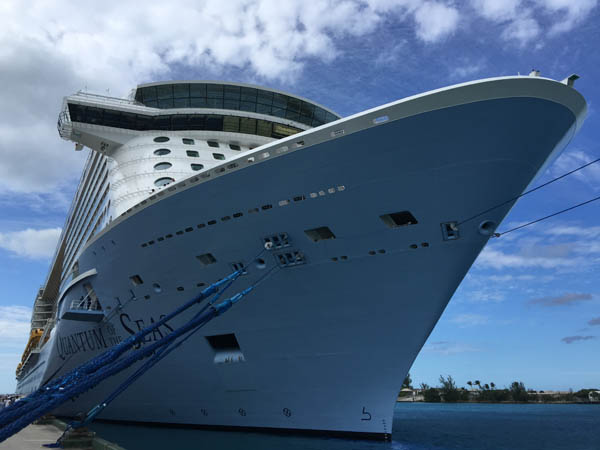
[90,402,600,450]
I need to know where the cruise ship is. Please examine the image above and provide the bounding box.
[15,74,586,438]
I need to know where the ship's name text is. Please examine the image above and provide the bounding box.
[57,326,120,360]
[119,313,174,348]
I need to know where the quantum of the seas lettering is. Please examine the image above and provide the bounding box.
[119,313,174,348]
[57,325,121,360]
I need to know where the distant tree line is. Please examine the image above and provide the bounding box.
[399,373,599,403]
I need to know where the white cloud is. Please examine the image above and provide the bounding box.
[536,0,598,34]
[549,149,600,191]
[424,340,482,354]
[0,228,62,259]
[471,0,523,21]
[449,60,486,79]
[413,1,460,43]
[0,305,31,394]
[0,0,461,197]
[487,274,536,282]
[374,40,409,67]
[476,246,577,269]
[471,0,597,45]
[466,289,506,303]
[501,15,542,43]
[0,306,31,343]
[543,224,600,239]
[0,0,595,197]
[470,0,541,44]
[449,313,490,327]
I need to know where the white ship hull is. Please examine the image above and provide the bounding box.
[17,76,586,438]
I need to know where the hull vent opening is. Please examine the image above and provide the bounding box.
[275,250,306,267]
[196,253,217,265]
[231,261,247,274]
[441,222,460,241]
[205,333,245,364]
[380,211,418,228]
[263,233,290,249]
[304,226,336,242]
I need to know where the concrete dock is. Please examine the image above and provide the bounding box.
[0,418,125,450]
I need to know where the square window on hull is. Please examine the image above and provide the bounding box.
[196,253,217,265]
[380,211,418,228]
[206,333,240,351]
[205,333,245,364]
[304,226,336,242]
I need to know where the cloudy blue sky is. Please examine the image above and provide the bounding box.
[1,0,599,394]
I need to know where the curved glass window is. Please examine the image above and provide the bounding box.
[154,148,171,156]
[186,150,199,157]
[67,103,303,139]
[182,138,195,145]
[154,177,174,187]
[213,153,225,160]
[229,144,241,151]
[135,83,340,127]
[154,162,172,171]
[191,163,204,171]
[207,141,219,148]
[154,136,169,143]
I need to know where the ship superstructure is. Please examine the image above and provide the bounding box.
[16,75,586,438]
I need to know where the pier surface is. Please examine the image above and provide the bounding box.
[0,423,66,450]
[0,420,125,450]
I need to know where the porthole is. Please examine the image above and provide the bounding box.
[229,144,241,151]
[154,136,169,143]
[154,148,171,156]
[186,150,199,157]
[191,164,204,171]
[182,138,195,145]
[154,162,172,171]
[154,177,175,187]
[208,141,219,148]
[212,153,225,160]
[153,283,162,293]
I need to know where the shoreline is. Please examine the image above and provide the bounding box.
[397,399,600,405]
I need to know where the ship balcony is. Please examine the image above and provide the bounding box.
[61,294,104,322]
[31,318,50,328]
[57,110,73,140]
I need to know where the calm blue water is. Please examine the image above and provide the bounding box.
[90,403,600,450]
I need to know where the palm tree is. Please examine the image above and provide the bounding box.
[484,383,490,390]
[467,381,473,391]
[475,380,481,390]
[490,382,496,390]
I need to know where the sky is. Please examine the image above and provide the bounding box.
[0,0,599,394]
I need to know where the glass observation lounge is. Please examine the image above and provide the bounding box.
[67,105,307,139]
[134,82,340,128]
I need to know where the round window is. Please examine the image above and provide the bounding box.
[154,136,170,143]
[154,148,171,156]
[154,177,175,187]
[154,162,172,171]
[191,164,204,171]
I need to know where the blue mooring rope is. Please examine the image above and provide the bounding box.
[0,247,276,445]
